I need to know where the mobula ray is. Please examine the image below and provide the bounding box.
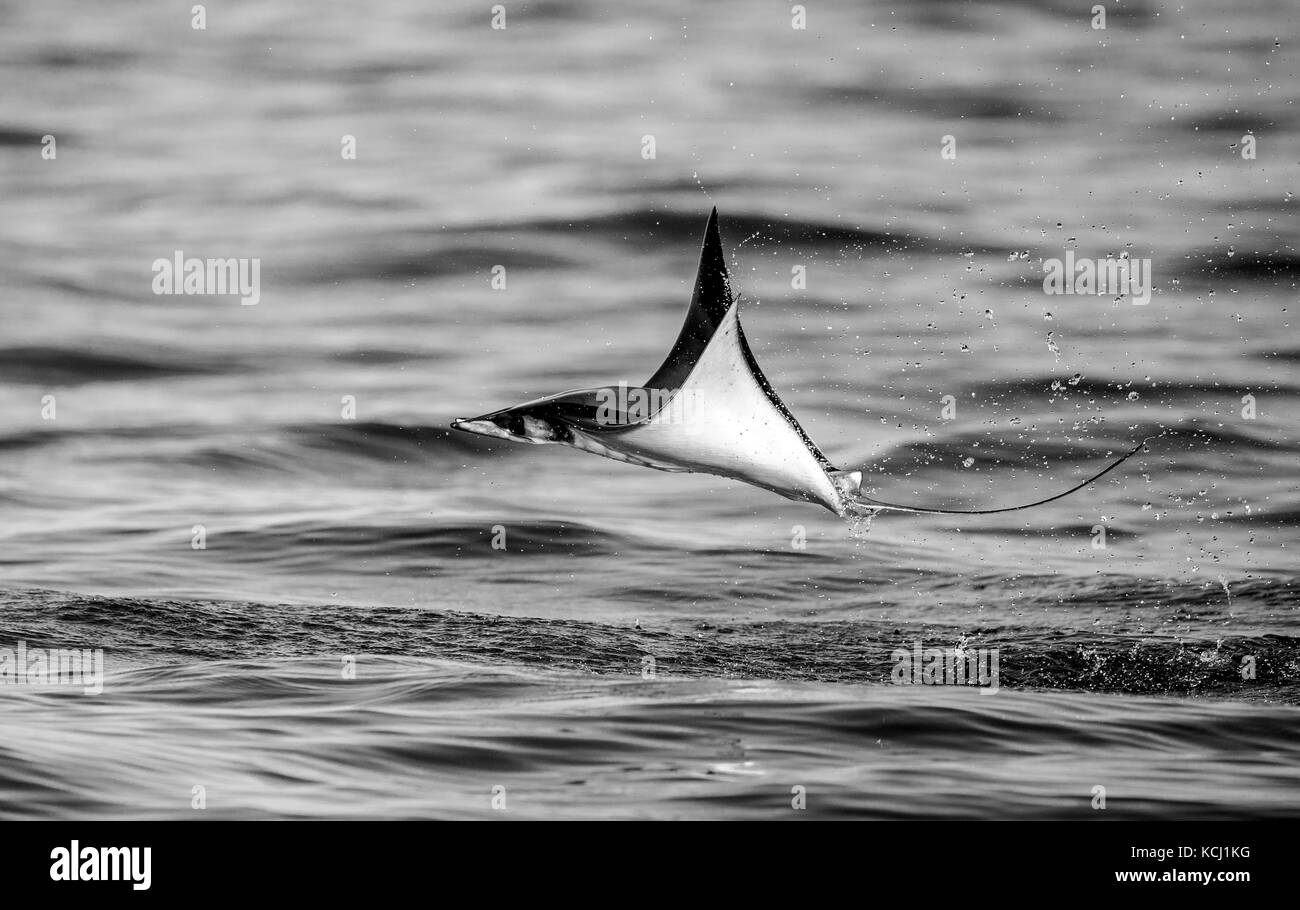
[453,209,1146,517]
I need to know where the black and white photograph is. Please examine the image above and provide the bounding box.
[0,0,1295,888]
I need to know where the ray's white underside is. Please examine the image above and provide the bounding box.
[568,306,845,511]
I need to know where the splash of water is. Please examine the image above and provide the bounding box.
[843,500,882,539]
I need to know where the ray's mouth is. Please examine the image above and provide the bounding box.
[452,412,570,445]
[450,417,514,440]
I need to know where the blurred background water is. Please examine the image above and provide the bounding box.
[0,0,1297,819]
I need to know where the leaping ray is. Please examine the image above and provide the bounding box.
[451,208,1150,517]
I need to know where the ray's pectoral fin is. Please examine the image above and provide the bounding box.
[642,208,837,470]
[448,207,746,445]
[644,207,736,393]
[451,207,850,514]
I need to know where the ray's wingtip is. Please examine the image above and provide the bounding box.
[703,206,723,246]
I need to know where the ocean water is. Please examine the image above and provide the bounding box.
[0,0,1297,819]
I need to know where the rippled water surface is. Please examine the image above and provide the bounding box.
[0,0,1296,818]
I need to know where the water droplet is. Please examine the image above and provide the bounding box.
[845,505,880,539]
[1127,391,1139,401]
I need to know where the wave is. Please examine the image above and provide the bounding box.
[897,0,1160,31]
[0,126,51,147]
[1177,249,1300,283]
[283,420,504,459]
[804,83,1063,122]
[4,473,1298,819]
[966,375,1300,406]
[0,420,502,467]
[0,345,235,385]
[183,518,643,571]
[1,650,1297,819]
[494,208,985,255]
[296,241,579,285]
[846,418,1296,491]
[1256,347,1300,364]
[1182,110,1290,134]
[3,585,1296,701]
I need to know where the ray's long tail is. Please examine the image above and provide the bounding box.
[840,434,1160,516]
